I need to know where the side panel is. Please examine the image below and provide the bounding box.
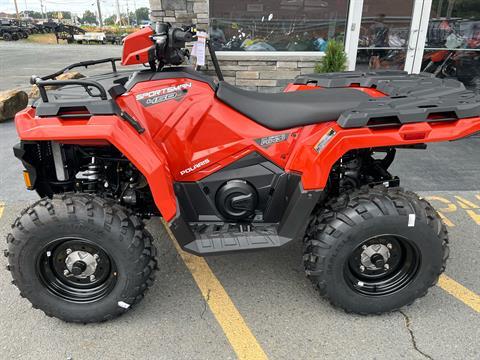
[121,78,302,182]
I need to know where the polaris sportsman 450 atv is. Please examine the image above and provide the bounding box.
[6,23,480,323]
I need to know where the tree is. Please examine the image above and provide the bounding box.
[81,10,97,25]
[24,10,43,19]
[135,7,150,22]
[46,11,72,20]
[104,15,117,26]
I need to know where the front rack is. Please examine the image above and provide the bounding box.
[30,57,121,103]
[38,57,121,81]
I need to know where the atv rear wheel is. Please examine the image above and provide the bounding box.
[3,33,12,41]
[5,194,158,323]
[303,186,449,314]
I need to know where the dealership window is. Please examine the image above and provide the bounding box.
[209,0,349,51]
[422,0,480,90]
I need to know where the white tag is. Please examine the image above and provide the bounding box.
[192,31,207,67]
[408,214,416,227]
[118,301,131,309]
[357,281,364,287]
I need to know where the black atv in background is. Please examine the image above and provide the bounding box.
[10,19,38,36]
[0,18,28,41]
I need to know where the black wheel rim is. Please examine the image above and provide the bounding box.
[344,235,420,297]
[37,237,117,303]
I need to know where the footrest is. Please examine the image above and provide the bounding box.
[184,223,290,255]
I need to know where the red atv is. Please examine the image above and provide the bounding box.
[6,23,480,323]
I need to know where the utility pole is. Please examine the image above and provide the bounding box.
[40,0,45,20]
[13,0,20,19]
[96,0,103,26]
[115,0,122,26]
[126,0,130,26]
[133,0,138,26]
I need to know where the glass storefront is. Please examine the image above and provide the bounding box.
[207,0,480,90]
[422,0,480,91]
[209,0,349,51]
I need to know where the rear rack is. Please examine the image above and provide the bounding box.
[30,57,121,103]
[295,71,480,129]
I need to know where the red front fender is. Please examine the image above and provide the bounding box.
[15,107,178,221]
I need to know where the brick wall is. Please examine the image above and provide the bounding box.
[149,0,208,26]
[202,54,320,92]
[148,0,323,92]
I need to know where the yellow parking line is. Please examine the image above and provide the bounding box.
[0,202,4,219]
[164,224,268,360]
[438,212,455,227]
[438,274,480,313]
[454,196,479,209]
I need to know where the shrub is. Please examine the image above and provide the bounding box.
[314,40,348,73]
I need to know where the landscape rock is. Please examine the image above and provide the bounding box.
[0,89,29,122]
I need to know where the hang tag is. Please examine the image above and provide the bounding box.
[192,31,208,67]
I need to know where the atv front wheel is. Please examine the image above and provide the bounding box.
[303,187,449,314]
[5,194,158,323]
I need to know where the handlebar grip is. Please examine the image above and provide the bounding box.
[30,75,40,85]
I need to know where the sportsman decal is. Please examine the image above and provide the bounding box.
[136,83,192,107]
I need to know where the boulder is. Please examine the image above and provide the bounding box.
[29,71,85,99]
[0,89,29,122]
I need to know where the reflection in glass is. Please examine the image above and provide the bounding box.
[356,0,414,71]
[356,50,407,71]
[423,0,480,91]
[209,0,349,51]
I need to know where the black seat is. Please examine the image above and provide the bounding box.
[216,81,371,130]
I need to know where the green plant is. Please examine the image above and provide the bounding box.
[314,40,348,73]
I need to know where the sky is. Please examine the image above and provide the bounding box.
[0,0,151,17]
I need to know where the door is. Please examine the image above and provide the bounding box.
[345,0,430,73]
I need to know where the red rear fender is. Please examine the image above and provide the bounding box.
[287,118,480,190]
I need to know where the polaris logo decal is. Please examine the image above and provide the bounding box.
[136,83,192,107]
[180,158,210,175]
[255,133,289,148]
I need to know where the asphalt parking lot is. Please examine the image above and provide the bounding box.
[0,42,479,360]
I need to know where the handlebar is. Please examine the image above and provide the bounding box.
[172,29,194,43]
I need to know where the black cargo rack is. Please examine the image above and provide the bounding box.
[38,57,121,81]
[295,71,480,129]
[29,58,145,133]
[31,57,121,103]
